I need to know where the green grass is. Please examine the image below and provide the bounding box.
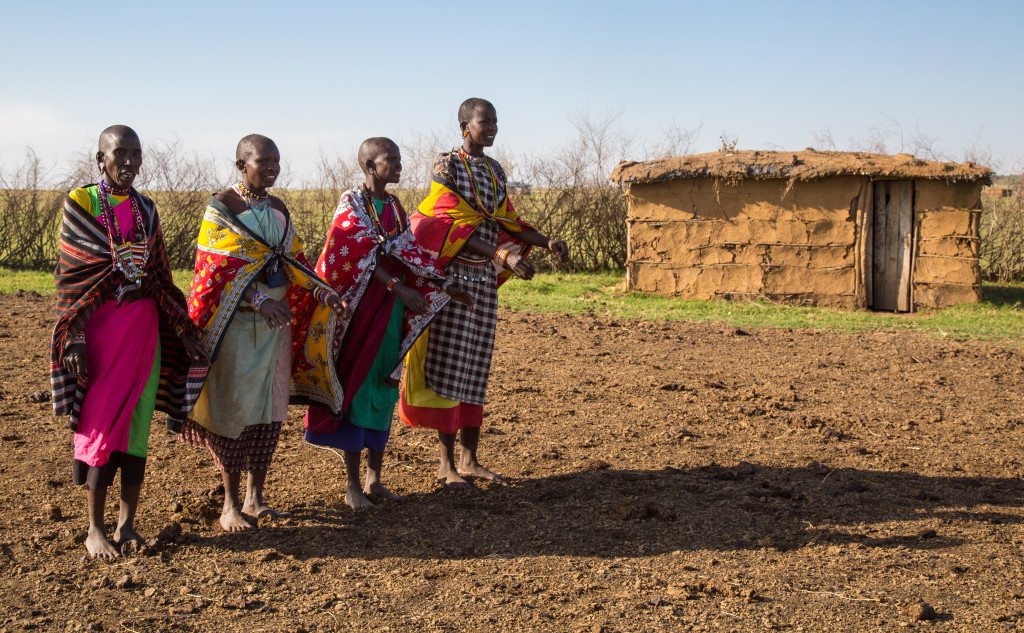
[0,269,195,295]
[500,272,1024,342]
[4,268,1021,342]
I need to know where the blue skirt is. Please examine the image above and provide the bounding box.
[305,421,390,453]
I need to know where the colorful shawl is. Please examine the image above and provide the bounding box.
[187,194,334,366]
[399,152,535,416]
[413,157,533,284]
[51,186,205,426]
[290,187,451,413]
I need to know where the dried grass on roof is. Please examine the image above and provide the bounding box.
[611,150,992,185]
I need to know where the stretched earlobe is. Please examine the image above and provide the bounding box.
[462,130,470,139]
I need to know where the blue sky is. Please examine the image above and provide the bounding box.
[3,0,1022,176]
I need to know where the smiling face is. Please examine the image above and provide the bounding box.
[462,104,498,147]
[369,141,402,185]
[97,130,143,189]
[236,140,281,192]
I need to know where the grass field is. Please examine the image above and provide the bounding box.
[4,268,1021,342]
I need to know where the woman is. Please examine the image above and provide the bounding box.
[181,133,346,531]
[52,124,207,558]
[292,137,473,509]
[399,99,568,487]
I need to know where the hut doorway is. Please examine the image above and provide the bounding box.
[870,180,914,311]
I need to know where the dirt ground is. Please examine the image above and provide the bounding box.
[1,292,1023,632]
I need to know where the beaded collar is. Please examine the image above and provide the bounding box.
[455,148,499,217]
[97,179,149,292]
[359,185,406,244]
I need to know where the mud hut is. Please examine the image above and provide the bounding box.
[611,150,992,311]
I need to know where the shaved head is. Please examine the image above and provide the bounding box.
[358,137,398,173]
[458,97,494,124]
[236,133,277,162]
[98,124,139,152]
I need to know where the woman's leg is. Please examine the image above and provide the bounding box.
[437,431,470,487]
[219,468,251,531]
[458,426,501,481]
[84,485,119,559]
[343,451,373,510]
[365,449,402,501]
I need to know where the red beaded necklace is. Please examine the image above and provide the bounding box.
[97,179,149,283]
[456,148,500,217]
[360,185,405,243]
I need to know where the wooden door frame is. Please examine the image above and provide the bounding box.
[862,178,916,312]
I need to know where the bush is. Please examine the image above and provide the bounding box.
[980,191,1024,282]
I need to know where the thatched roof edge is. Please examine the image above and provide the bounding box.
[611,150,993,186]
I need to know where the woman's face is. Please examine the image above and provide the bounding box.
[463,105,498,147]
[237,142,281,191]
[97,132,143,189]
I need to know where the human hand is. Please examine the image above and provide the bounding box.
[325,293,350,320]
[396,284,430,314]
[181,335,208,363]
[259,298,293,329]
[506,252,535,280]
[445,285,476,308]
[548,239,569,263]
[63,343,89,382]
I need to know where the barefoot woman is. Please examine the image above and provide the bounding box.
[399,99,568,486]
[52,125,207,558]
[292,137,473,509]
[181,134,346,531]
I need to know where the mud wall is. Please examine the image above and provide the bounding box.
[912,180,983,309]
[626,177,862,308]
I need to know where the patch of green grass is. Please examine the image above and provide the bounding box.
[500,273,1024,342]
[0,268,58,294]
[0,268,195,295]
[3,268,1020,342]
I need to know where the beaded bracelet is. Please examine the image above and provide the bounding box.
[385,277,400,292]
[441,277,454,292]
[251,290,270,310]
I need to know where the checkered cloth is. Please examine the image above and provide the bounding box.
[424,219,500,405]
[435,150,508,215]
[181,419,283,473]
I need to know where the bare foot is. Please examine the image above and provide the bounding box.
[364,481,404,502]
[85,528,120,560]
[457,461,503,481]
[437,465,472,489]
[220,507,254,532]
[112,525,145,546]
[241,500,293,520]
[345,486,375,510]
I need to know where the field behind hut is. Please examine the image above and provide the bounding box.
[2,276,1024,631]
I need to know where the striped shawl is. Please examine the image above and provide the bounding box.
[50,187,206,426]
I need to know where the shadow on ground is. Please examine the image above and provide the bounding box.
[188,462,1024,560]
[982,283,1024,307]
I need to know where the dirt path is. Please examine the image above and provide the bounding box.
[1,294,1022,631]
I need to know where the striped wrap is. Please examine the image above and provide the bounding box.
[50,187,207,427]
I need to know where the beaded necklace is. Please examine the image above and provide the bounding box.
[455,148,500,217]
[97,179,149,284]
[234,183,284,282]
[235,182,278,239]
[237,180,268,202]
[359,185,406,244]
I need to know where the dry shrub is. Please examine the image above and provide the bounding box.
[0,150,67,269]
[980,181,1024,282]
[0,116,698,273]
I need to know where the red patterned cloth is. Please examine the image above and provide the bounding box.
[181,419,283,473]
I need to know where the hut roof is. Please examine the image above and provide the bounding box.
[611,150,992,186]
